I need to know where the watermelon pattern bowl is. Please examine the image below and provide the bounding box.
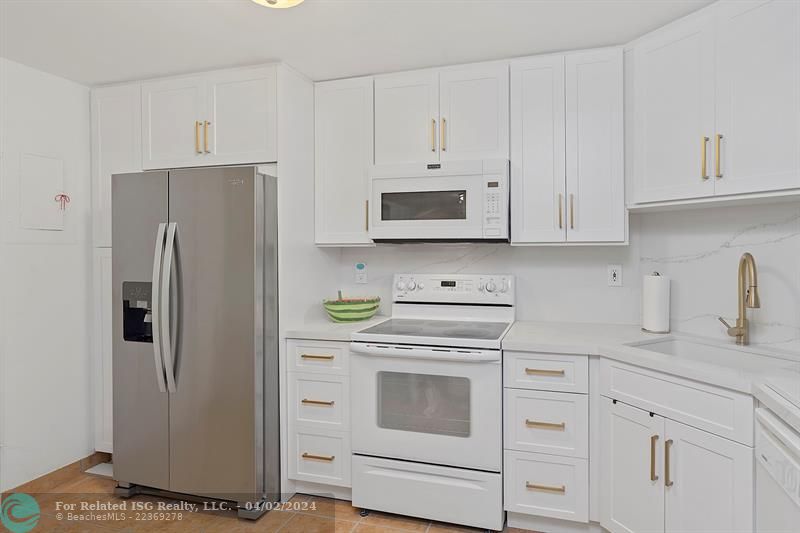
[323,294,381,323]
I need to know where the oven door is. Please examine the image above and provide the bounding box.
[369,175,486,240]
[350,342,502,472]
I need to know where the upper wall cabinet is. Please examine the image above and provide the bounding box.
[91,83,142,247]
[141,65,277,169]
[511,48,625,244]
[631,0,800,204]
[374,62,509,165]
[315,77,374,246]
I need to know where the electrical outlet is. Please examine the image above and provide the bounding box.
[355,262,368,284]
[608,264,623,287]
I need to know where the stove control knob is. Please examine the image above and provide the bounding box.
[407,280,417,291]
[417,282,425,290]
[396,281,406,291]
[485,280,497,293]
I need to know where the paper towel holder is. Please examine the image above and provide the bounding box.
[642,272,671,334]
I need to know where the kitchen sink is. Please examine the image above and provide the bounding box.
[627,338,790,372]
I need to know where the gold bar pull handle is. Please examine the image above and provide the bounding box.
[365,200,369,231]
[431,119,436,152]
[526,482,566,494]
[701,136,709,180]
[558,193,563,229]
[526,419,566,431]
[715,134,723,178]
[204,121,211,153]
[301,399,335,407]
[525,368,565,377]
[195,121,202,154]
[302,452,335,462]
[665,439,674,487]
[650,435,659,482]
[569,194,575,229]
[300,354,335,361]
[441,117,447,151]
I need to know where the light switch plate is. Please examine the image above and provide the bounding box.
[608,264,623,287]
[355,262,368,284]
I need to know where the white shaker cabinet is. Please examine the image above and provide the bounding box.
[314,77,374,246]
[141,66,277,170]
[91,83,142,247]
[511,48,625,244]
[374,70,438,165]
[141,76,207,169]
[714,0,800,196]
[439,63,509,162]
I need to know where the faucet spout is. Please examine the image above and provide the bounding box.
[731,252,759,345]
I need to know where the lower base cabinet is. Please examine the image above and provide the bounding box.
[600,396,754,533]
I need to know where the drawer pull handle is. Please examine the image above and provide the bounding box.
[525,419,566,430]
[650,434,659,482]
[301,398,335,407]
[301,354,335,361]
[525,368,565,377]
[526,482,566,494]
[302,452,335,462]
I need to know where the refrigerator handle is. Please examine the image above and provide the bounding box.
[151,223,168,393]
[161,222,178,393]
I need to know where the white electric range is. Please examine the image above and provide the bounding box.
[350,273,514,532]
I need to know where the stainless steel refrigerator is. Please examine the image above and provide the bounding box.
[111,166,279,518]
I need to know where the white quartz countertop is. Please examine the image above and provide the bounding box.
[284,315,389,342]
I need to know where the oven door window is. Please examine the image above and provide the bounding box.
[377,371,470,437]
[381,190,467,221]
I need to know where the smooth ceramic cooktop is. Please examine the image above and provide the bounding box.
[358,318,509,341]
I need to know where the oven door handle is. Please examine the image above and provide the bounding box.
[349,342,501,362]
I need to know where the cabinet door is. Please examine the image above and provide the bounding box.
[565,48,625,242]
[600,398,665,533]
[714,0,800,195]
[314,77,374,245]
[510,55,566,243]
[374,70,438,165]
[633,15,715,202]
[664,419,754,533]
[439,63,509,161]
[91,84,142,247]
[141,76,205,169]
[205,66,277,166]
[92,248,113,453]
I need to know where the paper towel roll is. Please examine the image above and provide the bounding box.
[642,273,670,333]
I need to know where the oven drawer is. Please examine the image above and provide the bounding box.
[352,454,504,531]
[288,372,349,431]
[504,389,588,458]
[504,450,589,523]
[504,351,589,393]
[288,339,349,375]
[288,427,351,488]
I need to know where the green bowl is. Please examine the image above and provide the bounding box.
[323,297,381,323]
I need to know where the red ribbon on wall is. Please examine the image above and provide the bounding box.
[55,193,70,211]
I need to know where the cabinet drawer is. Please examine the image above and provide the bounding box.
[504,351,589,393]
[288,427,351,488]
[288,373,349,431]
[287,339,349,375]
[505,389,588,458]
[504,450,589,523]
[600,358,754,445]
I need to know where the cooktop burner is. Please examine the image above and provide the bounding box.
[359,318,509,341]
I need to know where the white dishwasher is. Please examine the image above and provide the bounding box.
[755,407,800,532]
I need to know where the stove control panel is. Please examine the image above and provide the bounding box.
[393,274,514,305]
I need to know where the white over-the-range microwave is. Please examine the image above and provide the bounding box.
[368,159,509,242]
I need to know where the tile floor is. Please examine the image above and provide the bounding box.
[16,472,537,532]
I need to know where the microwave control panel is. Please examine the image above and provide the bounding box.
[483,176,507,238]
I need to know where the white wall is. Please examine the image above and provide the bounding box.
[336,201,800,353]
[0,58,93,491]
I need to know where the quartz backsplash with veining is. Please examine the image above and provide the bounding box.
[336,201,800,353]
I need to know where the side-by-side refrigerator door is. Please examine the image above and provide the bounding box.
[166,167,263,503]
[112,171,170,490]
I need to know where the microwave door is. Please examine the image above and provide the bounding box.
[370,176,483,240]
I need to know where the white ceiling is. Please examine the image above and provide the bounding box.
[0,0,712,86]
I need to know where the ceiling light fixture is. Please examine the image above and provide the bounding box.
[250,0,305,8]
